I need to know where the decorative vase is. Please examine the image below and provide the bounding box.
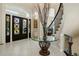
[39,41,50,56]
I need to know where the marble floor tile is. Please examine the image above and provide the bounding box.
[0,39,65,56]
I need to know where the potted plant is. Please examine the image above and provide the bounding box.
[36,3,51,56]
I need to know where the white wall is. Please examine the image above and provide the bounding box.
[60,3,79,54]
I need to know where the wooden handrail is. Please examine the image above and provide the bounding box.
[47,3,63,29]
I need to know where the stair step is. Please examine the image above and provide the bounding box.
[56,25,60,28]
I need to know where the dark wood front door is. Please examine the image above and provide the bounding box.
[12,16,28,41]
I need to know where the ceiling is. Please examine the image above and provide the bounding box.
[3,3,60,18]
[4,3,60,12]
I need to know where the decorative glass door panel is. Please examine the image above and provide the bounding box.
[12,16,21,41]
[29,19,31,38]
[14,18,20,35]
[22,19,27,34]
[21,18,28,39]
[6,14,10,43]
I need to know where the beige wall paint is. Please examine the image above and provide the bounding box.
[72,36,79,55]
[4,4,31,18]
[0,4,6,44]
[60,4,79,54]
[0,4,2,44]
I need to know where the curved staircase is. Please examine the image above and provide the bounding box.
[46,3,64,54]
[47,3,63,41]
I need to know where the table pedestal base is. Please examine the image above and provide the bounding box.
[39,50,50,56]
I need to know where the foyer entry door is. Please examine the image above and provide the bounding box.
[12,16,28,41]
